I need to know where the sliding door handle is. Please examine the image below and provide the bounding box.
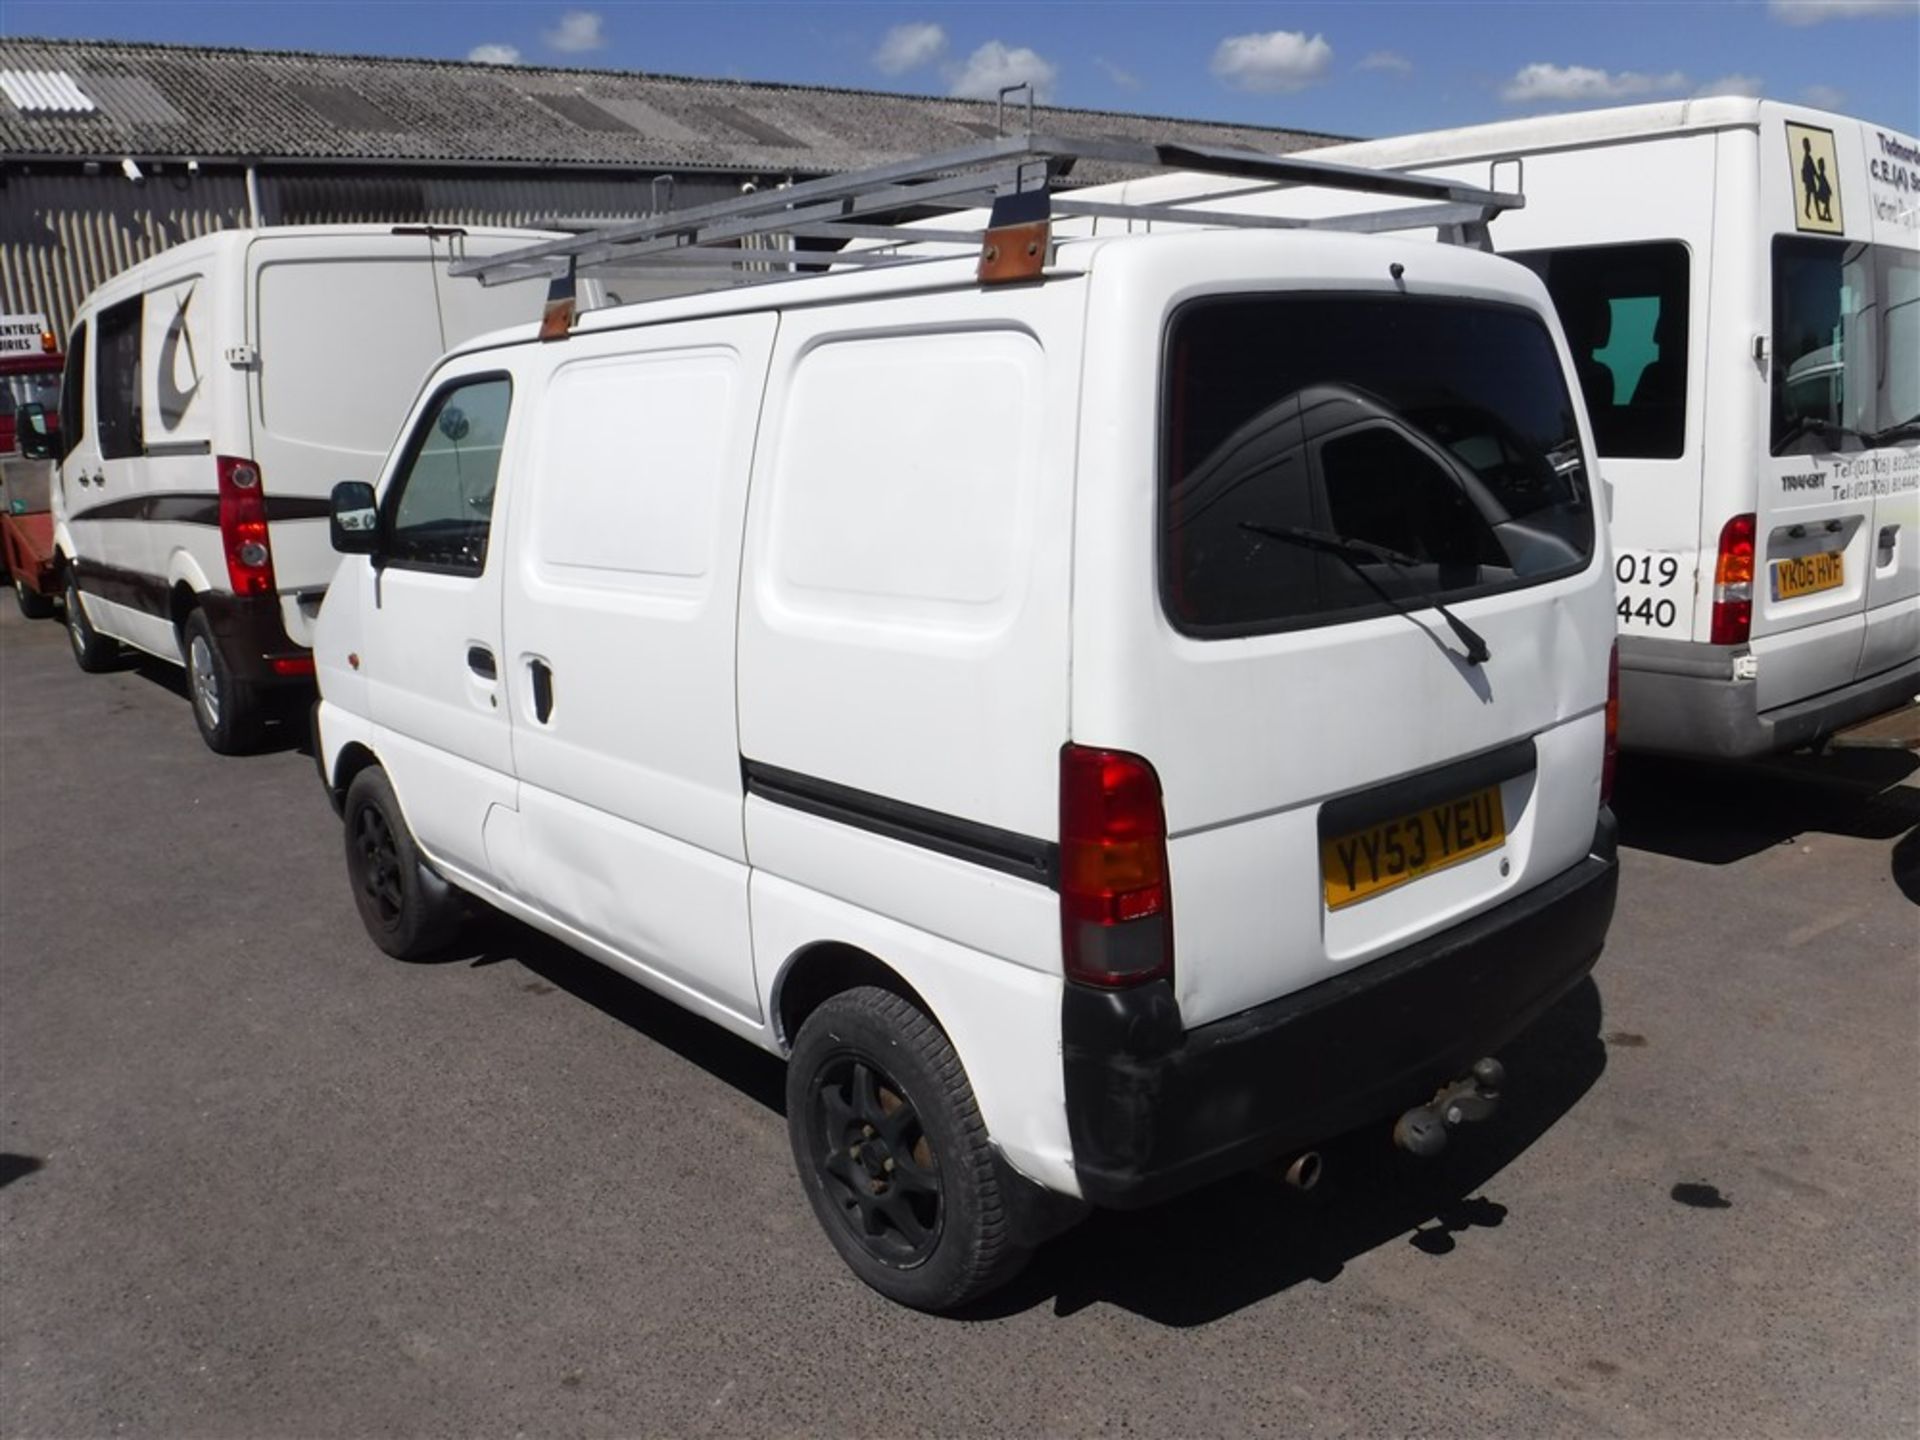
[530,659,554,724]
[466,645,496,679]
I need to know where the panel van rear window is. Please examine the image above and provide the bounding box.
[1161,295,1595,638]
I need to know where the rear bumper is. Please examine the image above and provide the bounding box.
[1062,812,1619,1210]
[199,591,314,688]
[1618,637,1920,759]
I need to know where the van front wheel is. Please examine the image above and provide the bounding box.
[183,609,263,754]
[64,575,120,672]
[787,987,1029,1311]
[341,767,465,961]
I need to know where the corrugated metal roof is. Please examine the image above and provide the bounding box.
[0,37,1344,178]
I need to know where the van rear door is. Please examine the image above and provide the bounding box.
[1072,239,1613,1030]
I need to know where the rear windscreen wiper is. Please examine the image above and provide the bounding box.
[1864,418,1920,447]
[1775,415,1865,452]
[1239,521,1491,666]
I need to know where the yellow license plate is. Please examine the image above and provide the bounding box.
[1321,785,1508,911]
[1771,551,1844,600]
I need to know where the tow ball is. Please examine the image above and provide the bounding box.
[1392,1057,1505,1158]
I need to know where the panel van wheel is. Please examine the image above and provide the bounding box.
[182,609,264,755]
[63,575,120,672]
[787,987,1029,1312]
[14,575,55,620]
[341,767,465,961]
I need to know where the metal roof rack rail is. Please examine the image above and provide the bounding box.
[451,120,1523,330]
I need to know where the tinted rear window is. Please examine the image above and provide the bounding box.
[1162,295,1595,638]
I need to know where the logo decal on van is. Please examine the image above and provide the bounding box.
[1787,122,1845,235]
[1780,470,1826,492]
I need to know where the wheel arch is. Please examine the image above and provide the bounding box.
[330,740,382,808]
[771,940,941,1055]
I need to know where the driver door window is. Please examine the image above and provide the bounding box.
[384,376,512,575]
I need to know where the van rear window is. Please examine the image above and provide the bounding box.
[1161,295,1595,638]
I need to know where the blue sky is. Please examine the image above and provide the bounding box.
[16,2,1920,137]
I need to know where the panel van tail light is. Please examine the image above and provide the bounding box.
[1709,512,1756,646]
[1602,641,1620,806]
[218,456,277,597]
[1059,745,1173,988]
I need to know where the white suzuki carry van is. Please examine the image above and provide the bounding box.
[49,226,564,752]
[311,139,1621,1310]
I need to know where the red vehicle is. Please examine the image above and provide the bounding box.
[1,339,63,619]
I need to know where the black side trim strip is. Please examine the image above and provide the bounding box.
[1318,738,1537,837]
[744,760,1058,889]
[68,491,333,525]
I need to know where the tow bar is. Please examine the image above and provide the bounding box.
[1392,1058,1505,1158]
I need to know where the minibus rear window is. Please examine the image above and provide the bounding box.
[1771,237,1917,453]
[1161,294,1595,639]
[1510,241,1690,461]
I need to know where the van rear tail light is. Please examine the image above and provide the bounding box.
[1059,745,1173,988]
[1601,641,1620,806]
[218,456,277,597]
[1709,512,1756,646]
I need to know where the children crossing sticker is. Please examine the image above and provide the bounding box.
[1787,122,1844,235]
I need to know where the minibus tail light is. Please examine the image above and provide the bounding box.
[1059,745,1173,988]
[1710,513,1755,646]
[1602,641,1620,806]
[218,456,277,597]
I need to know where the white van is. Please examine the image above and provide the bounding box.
[49,226,564,751]
[1097,101,1920,758]
[311,141,1622,1310]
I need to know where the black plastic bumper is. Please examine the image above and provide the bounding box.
[200,591,313,688]
[1062,811,1620,1209]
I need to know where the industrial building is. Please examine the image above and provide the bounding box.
[0,37,1339,335]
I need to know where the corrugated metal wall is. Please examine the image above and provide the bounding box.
[0,167,751,336]
[0,170,249,338]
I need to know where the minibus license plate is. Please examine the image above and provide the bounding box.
[1771,551,1843,601]
[1321,785,1507,911]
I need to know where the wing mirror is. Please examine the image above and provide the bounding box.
[16,403,56,461]
[330,481,380,555]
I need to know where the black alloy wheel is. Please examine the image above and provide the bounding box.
[810,1051,944,1266]
[340,766,465,961]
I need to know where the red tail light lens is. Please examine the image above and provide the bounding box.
[218,456,276,597]
[1059,745,1173,988]
[1601,640,1620,806]
[1709,512,1756,646]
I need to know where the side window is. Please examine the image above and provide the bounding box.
[1511,242,1690,460]
[383,376,512,576]
[95,296,143,461]
[1877,246,1917,436]
[57,324,86,461]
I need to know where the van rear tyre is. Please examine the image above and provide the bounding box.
[342,767,465,961]
[182,609,265,755]
[64,575,120,672]
[787,986,1031,1312]
[14,575,55,620]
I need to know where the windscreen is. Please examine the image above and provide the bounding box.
[1161,295,1595,637]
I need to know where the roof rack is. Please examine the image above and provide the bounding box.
[449,117,1524,320]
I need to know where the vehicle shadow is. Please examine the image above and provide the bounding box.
[124,654,313,756]
[445,913,787,1114]
[1613,749,1920,866]
[966,977,1608,1326]
[446,907,1605,1329]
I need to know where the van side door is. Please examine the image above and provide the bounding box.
[360,366,519,882]
[497,313,776,1025]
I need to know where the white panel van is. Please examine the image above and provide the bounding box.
[49,226,564,752]
[1097,101,1919,758]
[312,155,1622,1310]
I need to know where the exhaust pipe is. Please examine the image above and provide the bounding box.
[1282,1150,1323,1191]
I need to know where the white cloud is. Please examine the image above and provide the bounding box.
[1095,56,1143,91]
[1358,51,1414,76]
[543,10,606,54]
[947,41,1059,103]
[1801,82,1850,108]
[467,43,522,65]
[1696,73,1764,97]
[874,22,947,75]
[1210,30,1334,94]
[1500,62,1691,104]
[1770,1,1915,25]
